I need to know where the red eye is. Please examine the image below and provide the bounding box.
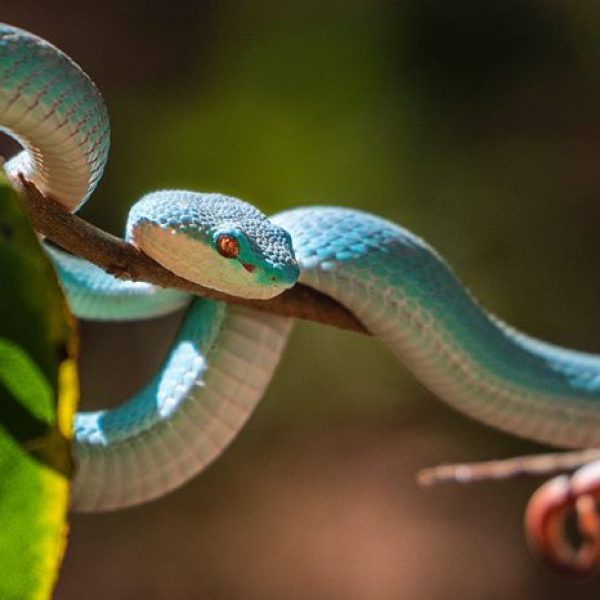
[216,234,240,258]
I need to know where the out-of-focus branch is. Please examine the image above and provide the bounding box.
[17,176,367,334]
[418,449,600,486]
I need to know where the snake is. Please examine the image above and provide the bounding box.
[2,23,600,514]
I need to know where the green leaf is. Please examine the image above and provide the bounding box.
[0,170,78,600]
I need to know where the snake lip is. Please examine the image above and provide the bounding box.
[242,262,256,273]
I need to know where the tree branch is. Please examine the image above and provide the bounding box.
[17,176,368,334]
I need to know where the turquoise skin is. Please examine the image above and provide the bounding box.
[2,23,600,512]
[125,190,300,297]
[0,23,109,209]
[276,207,600,448]
[46,245,191,320]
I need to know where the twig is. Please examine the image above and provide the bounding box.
[16,176,368,334]
[417,449,600,486]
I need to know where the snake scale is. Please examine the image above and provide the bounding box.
[2,24,600,513]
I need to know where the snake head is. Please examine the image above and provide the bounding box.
[126,191,299,300]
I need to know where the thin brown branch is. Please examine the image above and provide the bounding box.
[17,176,368,334]
[417,449,600,486]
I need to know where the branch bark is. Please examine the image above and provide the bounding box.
[17,176,368,334]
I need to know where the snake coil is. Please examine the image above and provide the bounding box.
[2,25,600,531]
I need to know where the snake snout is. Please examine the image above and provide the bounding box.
[266,258,300,288]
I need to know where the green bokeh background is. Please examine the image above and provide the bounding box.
[4,1,600,598]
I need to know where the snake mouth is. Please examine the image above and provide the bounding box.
[242,262,256,273]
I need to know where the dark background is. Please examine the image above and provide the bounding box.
[4,1,600,598]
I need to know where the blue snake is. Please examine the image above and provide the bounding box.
[2,24,600,513]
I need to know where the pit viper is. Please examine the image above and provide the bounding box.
[2,23,599,514]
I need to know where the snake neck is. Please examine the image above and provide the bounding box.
[275,207,600,449]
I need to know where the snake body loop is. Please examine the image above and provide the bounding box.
[0,24,109,210]
[4,24,600,513]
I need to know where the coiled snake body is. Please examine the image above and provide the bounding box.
[3,24,600,513]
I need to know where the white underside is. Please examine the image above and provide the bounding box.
[71,306,292,512]
[1,101,94,210]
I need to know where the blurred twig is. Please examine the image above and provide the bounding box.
[418,449,600,486]
[17,176,368,334]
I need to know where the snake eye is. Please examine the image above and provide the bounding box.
[216,234,240,259]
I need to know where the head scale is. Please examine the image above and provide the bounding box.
[126,191,299,300]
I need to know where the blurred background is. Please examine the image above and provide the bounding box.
[4,1,600,598]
